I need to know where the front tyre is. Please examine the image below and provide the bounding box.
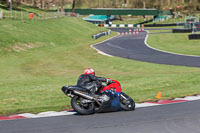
[120,93,135,111]
[71,96,95,115]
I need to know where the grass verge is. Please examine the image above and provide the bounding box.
[147,30,200,56]
[0,17,200,115]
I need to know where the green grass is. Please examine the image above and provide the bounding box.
[0,17,113,115]
[1,16,200,115]
[147,30,200,56]
[0,4,59,20]
[0,3,47,13]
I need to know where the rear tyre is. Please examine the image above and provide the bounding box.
[120,93,135,111]
[71,96,95,115]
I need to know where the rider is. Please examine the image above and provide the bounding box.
[77,68,112,95]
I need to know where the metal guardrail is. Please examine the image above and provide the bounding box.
[92,30,111,39]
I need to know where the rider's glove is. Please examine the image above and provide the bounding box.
[107,79,113,84]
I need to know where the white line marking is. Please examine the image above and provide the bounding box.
[135,103,160,108]
[18,111,76,118]
[174,95,200,101]
[91,45,113,57]
[91,35,119,57]
[4,95,200,120]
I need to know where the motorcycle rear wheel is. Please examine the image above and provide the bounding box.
[71,96,95,115]
[120,93,135,111]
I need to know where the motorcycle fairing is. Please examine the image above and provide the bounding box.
[97,90,122,113]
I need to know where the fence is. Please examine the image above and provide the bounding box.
[0,10,68,21]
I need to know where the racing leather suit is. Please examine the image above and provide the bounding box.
[77,74,107,94]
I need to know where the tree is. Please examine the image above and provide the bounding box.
[143,0,146,8]
[72,0,75,13]
[1,0,199,13]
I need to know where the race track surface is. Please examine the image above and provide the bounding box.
[94,28,200,67]
[1,100,200,133]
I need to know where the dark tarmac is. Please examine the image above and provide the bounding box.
[94,28,200,67]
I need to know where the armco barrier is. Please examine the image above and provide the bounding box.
[188,34,200,40]
[92,30,111,39]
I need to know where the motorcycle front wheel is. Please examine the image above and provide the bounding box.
[120,93,135,111]
[71,96,95,115]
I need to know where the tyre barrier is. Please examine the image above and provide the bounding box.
[92,30,111,39]
[172,29,192,33]
[144,23,184,27]
[188,34,200,40]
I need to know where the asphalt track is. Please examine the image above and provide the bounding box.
[1,100,200,133]
[94,28,200,67]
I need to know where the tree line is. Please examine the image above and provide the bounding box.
[1,0,200,13]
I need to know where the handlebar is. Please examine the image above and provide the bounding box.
[106,80,115,85]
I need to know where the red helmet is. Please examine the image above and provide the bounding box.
[84,68,95,75]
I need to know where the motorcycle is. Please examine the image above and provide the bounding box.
[61,79,135,115]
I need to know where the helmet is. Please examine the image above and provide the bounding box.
[84,68,95,75]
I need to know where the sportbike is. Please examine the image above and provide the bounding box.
[62,79,135,115]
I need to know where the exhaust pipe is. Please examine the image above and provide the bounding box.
[61,86,69,94]
[73,90,102,105]
[73,90,94,100]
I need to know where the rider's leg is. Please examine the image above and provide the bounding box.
[96,85,105,94]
